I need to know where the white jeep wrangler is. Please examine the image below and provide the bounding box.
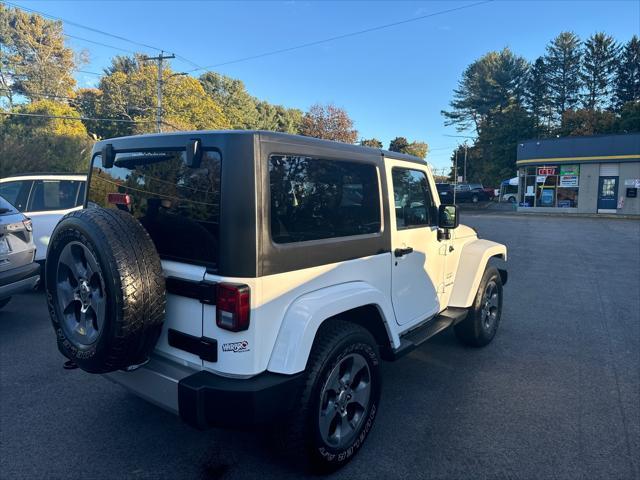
[46,131,507,472]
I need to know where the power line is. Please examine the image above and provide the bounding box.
[187,0,494,72]
[3,1,204,70]
[64,33,137,55]
[0,111,154,124]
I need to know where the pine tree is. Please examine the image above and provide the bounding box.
[614,35,640,109]
[545,32,583,119]
[581,33,619,110]
[525,57,552,133]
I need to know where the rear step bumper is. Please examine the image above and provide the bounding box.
[179,370,303,430]
[105,355,303,430]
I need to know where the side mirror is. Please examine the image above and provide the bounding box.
[101,144,115,169]
[185,138,202,168]
[438,204,459,229]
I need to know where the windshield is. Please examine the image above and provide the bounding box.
[87,149,221,268]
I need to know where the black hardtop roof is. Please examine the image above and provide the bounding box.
[92,130,426,166]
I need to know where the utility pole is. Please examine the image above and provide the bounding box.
[463,143,468,183]
[453,149,458,205]
[142,51,175,133]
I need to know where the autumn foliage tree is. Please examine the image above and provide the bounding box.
[299,103,358,143]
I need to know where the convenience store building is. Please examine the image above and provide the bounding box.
[516,133,640,215]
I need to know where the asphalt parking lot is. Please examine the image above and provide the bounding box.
[1,213,639,480]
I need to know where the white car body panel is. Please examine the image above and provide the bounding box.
[447,239,507,308]
[0,175,86,262]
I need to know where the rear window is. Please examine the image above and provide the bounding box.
[88,150,221,268]
[269,155,381,243]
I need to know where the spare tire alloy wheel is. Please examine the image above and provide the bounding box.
[56,242,106,346]
[46,207,166,373]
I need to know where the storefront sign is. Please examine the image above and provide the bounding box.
[560,175,579,187]
[537,166,557,176]
[540,188,554,206]
[624,178,640,188]
[536,175,547,183]
[560,165,579,175]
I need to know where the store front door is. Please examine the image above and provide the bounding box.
[597,176,618,212]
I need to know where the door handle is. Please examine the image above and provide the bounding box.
[394,247,414,257]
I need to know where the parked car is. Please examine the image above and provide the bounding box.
[483,186,496,200]
[0,195,40,309]
[45,131,507,472]
[454,183,489,203]
[435,183,454,204]
[0,174,86,266]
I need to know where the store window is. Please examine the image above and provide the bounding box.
[519,165,579,208]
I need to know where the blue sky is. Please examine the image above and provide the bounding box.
[10,0,640,170]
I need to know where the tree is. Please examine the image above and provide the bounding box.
[617,101,640,133]
[545,32,582,118]
[525,57,552,133]
[0,4,79,108]
[581,33,619,110]
[404,141,428,159]
[0,100,92,176]
[559,108,617,136]
[360,138,383,148]
[299,103,357,143]
[388,136,409,152]
[199,72,259,129]
[442,48,529,133]
[254,101,302,133]
[75,56,229,139]
[614,35,640,109]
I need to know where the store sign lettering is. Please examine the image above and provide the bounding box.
[537,167,557,176]
[560,175,579,187]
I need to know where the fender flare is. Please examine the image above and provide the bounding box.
[267,281,396,375]
[448,239,507,308]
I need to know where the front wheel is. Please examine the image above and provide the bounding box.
[455,266,503,347]
[279,319,381,473]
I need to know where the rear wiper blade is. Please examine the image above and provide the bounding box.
[0,208,12,214]
[114,154,175,168]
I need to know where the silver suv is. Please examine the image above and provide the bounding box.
[0,195,39,309]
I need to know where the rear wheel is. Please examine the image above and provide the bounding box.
[455,266,503,347]
[279,320,381,473]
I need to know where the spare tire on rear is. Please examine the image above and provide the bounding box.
[46,207,165,373]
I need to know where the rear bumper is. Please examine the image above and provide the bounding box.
[0,262,40,298]
[105,355,303,430]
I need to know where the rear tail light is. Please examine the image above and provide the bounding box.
[107,193,131,207]
[216,283,250,332]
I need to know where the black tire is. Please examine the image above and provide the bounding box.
[278,319,381,473]
[454,266,503,347]
[45,207,165,373]
[0,297,11,310]
[508,196,517,204]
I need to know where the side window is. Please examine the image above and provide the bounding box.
[269,155,381,243]
[392,168,434,229]
[28,180,81,212]
[76,182,86,206]
[0,181,32,211]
